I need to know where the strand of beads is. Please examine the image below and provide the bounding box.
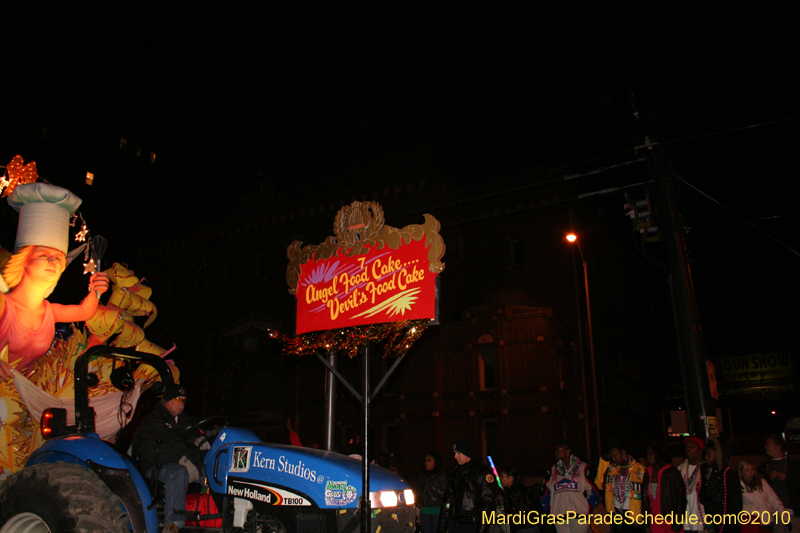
[613,456,632,506]
[718,467,730,533]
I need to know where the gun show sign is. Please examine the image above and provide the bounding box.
[287,201,445,335]
[721,353,793,392]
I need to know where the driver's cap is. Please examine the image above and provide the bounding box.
[162,384,186,403]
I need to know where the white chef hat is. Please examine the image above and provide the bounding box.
[8,183,82,254]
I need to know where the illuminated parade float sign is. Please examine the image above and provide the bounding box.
[287,201,445,335]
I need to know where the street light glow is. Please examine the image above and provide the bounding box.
[566,233,577,242]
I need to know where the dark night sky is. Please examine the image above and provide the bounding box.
[2,5,799,358]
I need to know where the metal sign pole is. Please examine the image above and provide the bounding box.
[361,341,371,533]
[324,350,338,451]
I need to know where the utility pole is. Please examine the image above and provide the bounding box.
[632,86,716,440]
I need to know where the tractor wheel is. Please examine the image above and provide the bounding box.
[0,462,129,533]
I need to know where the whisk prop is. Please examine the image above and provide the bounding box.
[92,235,108,299]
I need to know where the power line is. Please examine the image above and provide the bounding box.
[564,158,648,181]
[679,177,800,259]
[458,113,800,199]
[658,115,800,148]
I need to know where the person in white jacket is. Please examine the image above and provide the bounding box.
[541,440,601,533]
[739,459,788,533]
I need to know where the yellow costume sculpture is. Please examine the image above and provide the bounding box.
[0,180,176,481]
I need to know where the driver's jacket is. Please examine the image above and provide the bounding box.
[136,402,202,474]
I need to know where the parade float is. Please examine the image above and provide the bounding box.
[0,156,177,482]
[0,179,439,533]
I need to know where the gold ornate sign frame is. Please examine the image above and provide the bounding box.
[286,201,445,295]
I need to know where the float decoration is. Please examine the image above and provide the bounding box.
[0,161,177,480]
[269,318,430,360]
[1,260,174,479]
[0,155,38,198]
[286,200,444,352]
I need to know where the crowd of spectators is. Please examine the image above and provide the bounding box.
[415,434,798,533]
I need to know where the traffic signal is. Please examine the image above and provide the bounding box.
[624,193,660,242]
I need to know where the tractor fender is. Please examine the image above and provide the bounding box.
[28,433,129,469]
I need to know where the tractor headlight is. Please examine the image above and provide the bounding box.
[369,489,414,507]
[379,490,398,507]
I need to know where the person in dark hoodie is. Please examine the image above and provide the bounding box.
[438,437,497,533]
[136,384,209,533]
[644,441,686,533]
[418,451,449,533]
[500,466,538,533]
[698,437,741,533]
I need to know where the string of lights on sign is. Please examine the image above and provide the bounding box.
[268,318,431,359]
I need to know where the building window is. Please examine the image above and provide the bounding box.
[479,345,496,390]
[149,152,156,164]
[119,138,127,150]
[85,172,94,186]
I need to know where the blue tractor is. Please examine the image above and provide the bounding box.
[0,346,416,532]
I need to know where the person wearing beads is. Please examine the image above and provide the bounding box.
[602,441,648,533]
[759,434,800,533]
[698,437,742,533]
[541,439,601,533]
[739,458,786,533]
[645,441,687,533]
[679,437,707,533]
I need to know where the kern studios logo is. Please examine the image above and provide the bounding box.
[231,446,252,473]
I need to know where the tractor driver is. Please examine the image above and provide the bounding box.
[136,384,210,533]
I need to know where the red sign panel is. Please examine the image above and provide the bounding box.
[296,238,436,334]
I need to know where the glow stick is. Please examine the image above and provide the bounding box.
[487,455,503,490]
